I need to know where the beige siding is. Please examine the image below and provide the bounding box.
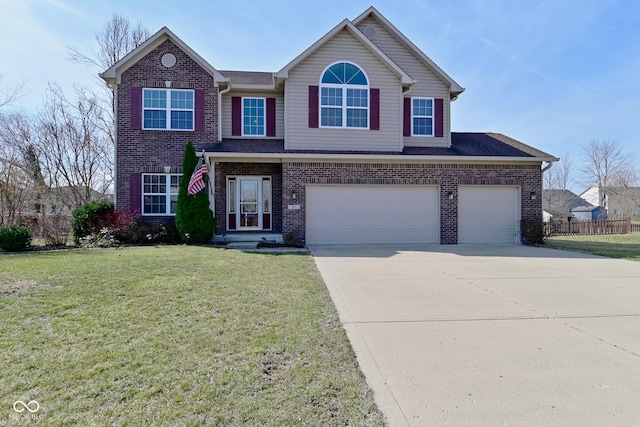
[285,29,403,152]
[357,18,452,148]
[221,91,284,139]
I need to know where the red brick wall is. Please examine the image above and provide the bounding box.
[213,163,283,234]
[116,40,218,212]
[282,162,542,244]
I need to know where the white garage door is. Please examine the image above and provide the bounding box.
[306,185,439,245]
[458,186,520,244]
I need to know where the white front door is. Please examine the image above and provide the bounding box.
[227,176,272,231]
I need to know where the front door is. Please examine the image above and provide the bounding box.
[227,176,272,231]
[238,178,261,229]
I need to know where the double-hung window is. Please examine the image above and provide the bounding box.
[320,62,369,128]
[142,174,182,215]
[242,97,265,136]
[412,97,434,137]
[143,89,194,130]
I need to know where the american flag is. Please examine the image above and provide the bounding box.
[187,164,208,195]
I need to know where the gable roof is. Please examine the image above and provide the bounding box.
[543,189,592,210]
[100,27,226,85]
[353,6,464,99]
[275,18,414,85]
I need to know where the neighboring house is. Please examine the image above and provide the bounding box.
[542,189,591,211]
[580,184,640,218]
[571,205,607,221]
[100,7,557,245]
[543,207,574,223]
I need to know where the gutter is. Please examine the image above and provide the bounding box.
[541,160,554,172]
[206,151,558,164]
[217,80,232,143]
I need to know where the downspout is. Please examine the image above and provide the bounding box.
[217,80,232,143]
[541,161,554,173]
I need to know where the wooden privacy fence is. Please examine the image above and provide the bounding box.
[545,219,636,236]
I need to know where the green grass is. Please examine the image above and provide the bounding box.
[0,246,384,426]
[545,233,640,261]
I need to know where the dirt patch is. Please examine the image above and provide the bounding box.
[0,276,59,296]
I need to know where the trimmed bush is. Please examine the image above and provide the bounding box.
[72,201,116,243]
[0,225,32,252]
[175,141,216,243]
[520,219,546,245]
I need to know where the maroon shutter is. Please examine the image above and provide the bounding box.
[308,86,319,128]
[266,97,276,137]
[370,88,380,130]
[130,173,142,214]
[403,97,411,137]
[434,98,444,138]
[131,87,142,130]
[232,96,241,136]
[195,90,205,132]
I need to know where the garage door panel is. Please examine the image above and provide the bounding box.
[459,186,519,244]
[306,185,439,245]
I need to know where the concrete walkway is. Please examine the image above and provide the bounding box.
[310,244,640,426]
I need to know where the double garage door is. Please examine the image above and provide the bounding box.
[305,185,520,245]
[306,185,439,245]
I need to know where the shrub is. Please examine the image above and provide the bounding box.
[42,215,72,246]
[175,141,216,244]
[520,219,546,245]
[113,217,180,245]
[0,225,32,252]
[72,201,116,243]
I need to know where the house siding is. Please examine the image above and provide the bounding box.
[284,29,403,152]
[221,91,284,139]
[116,39,218,213]
[282,162,542,244]
[356,17,452,148]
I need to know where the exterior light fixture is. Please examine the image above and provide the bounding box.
[530,192,537,200]
[447,191,454,200]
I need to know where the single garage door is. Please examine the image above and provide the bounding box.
[458,186,520,244]
[306,185,439,244]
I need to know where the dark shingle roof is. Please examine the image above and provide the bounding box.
[219,70,274,86]
[202,133,555,159]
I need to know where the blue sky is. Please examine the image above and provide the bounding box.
[1,0,639,189]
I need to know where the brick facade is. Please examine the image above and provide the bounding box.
[282,162,542,244]
[116,40,218,214]
[213,163,283,235]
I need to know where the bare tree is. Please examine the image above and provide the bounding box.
[68,13,150,70]
[0,75,27,109]
[580,139,637,208]
[543,153,574,209]
[34,84,113,212]
[0,112,34,225]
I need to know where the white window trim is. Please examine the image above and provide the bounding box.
[319,61,370,130]
[142,173,182,216]
[241,97,266,137]
[142,88,194,131]
[411,97,434,137]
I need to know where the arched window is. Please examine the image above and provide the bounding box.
[320,62,369,128]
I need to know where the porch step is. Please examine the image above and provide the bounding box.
[212,233,283,244]
[226,242,259,250]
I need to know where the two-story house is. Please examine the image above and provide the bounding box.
[101,6,557,245]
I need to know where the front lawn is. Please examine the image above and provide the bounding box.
[545,233,640,261]
[0,246,384,426]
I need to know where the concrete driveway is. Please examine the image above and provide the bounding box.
[310,244,640,426]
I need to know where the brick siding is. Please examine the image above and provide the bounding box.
[116,40,218,213]
[282,162,542,244]
[213,163,283,235]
